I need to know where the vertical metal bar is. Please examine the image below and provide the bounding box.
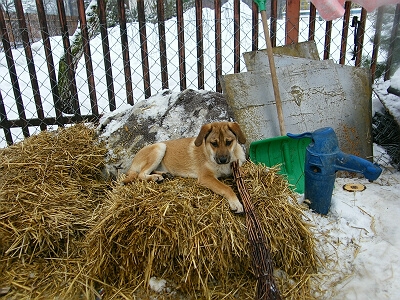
[324,21,332,60]
[195,0,204,89]
[339,1,351,65]
[251,1,259,51]
[233,0,240,73]
[285,0,299,45]
[384,4,400,81]
[98,0,117,109]
[270,0,277,47]
[0,5,30,138]
[157,0,169,90]
[0,90,14,146]
[4,10,17,49]
[215,0,222,92]
[14,0,46,131]
[308,2,316,41]
[56,0,81,118]
[35,0,63,127]
[77,0,99,115]
[370,7,384,81]
[355,8,367,67]
[137,0,151,98]
[176,0,186,90]
[117,0,134,105]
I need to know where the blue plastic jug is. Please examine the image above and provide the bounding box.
[288,127,382,214]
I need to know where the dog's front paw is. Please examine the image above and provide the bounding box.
[229,199,244,214]
[149,174,164,183]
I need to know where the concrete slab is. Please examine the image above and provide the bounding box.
[221,59,373,159]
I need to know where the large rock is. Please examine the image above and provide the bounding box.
[97,89,235,179]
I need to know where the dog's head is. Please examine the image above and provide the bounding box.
[194,122,246,165]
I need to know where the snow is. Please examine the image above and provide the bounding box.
[149,277,168,293]
[392,68,400,91]
[1,0,400,298]
[306,165,400,298]
[373,77,400,124]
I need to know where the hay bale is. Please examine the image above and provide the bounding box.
[86,162,316,299]
[0,124,109,258]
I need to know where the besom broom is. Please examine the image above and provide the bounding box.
[232,160,281,300]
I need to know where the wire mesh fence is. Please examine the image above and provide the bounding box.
[0,0,399,148]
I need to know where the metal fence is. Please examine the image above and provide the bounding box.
[1,0,399,148]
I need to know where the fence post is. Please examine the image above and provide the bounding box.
[355,8,367,67]
[77,0,99,116]
[285,0,299,45]
[251,1,259,51]
[98,0,117,110]
[339,1,351,65]
[176,0,186,91]
[137,0,151,98]
[270,0,277,47]
[15,0,46,131]
[0,4,30,138]
[157,0,169,91]
[215,0,222,92]
[308,2,316,41]
[0,90,14,145]
[323,21,332,60]
[233,0,240,73]
[117,0,134,105]
[35,0,63,127]
[195,0,204,90]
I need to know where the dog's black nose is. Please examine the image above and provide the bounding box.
[216,156,229,164]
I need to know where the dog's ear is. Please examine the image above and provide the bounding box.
[194,123,212,147]
[228,122,246,144]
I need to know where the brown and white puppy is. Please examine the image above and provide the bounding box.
[122,121,246,213]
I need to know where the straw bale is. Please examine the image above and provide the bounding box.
[86,162,316,299]
[0,124,109,258]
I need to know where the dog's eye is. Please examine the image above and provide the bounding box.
[211,141,218,147]
[226,140,232,146]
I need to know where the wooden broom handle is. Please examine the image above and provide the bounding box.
[260,10,286,136]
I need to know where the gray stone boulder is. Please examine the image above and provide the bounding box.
[97,89,236,179]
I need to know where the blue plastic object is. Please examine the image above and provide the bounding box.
[288,127,382,215]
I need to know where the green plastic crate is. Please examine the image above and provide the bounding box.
[249,136,311,193]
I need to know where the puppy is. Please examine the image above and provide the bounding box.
[122,122,246,213]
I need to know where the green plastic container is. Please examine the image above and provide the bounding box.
[249,136,311,193]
